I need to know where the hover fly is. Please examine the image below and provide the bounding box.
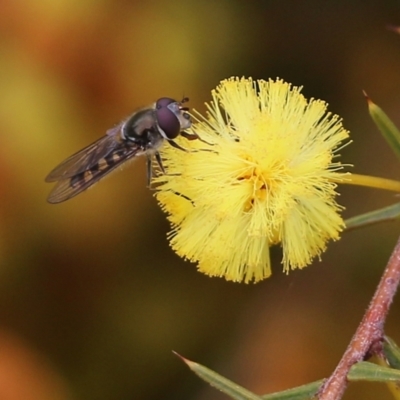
[46,97,202,204]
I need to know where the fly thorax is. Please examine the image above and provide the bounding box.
[145,129,164,151]
[122,109,164,149]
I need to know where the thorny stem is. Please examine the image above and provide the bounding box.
[318,235,400,400]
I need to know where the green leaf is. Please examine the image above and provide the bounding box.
[261,380,322,400]
[175,352,263,400]
[348,361,400,382]
[175,352,324,400]
[383,336,400,370]
[344,202,400,230]
[366,93,400,160]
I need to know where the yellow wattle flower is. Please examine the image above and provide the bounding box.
[154,77,350,283]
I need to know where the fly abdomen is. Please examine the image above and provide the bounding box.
[104,148,133,166]
[70,171,90,189]
[69,149,127,189]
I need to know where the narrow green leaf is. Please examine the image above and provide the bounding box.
[261,380,322,400]
[365,93,400,160]
[348,361,400,382]
[175,352,324,400]
[384,336,400,369]
[175,352,263,400]
[344,202,400,230]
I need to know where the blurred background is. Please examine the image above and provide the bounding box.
[0,0,400,399]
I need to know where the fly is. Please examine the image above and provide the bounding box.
[45,97,203,203]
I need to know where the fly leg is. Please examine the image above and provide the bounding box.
[181,131,213,146]
[167,139,188,152]
[147,152,167,188]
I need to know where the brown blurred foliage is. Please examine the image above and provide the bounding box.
[0,1,400,399]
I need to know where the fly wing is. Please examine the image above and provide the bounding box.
[46,144,144,204]
[45,122,124,182]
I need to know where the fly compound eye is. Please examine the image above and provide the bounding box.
[155,97,180,139]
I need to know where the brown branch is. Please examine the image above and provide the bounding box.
[318,235,400,400]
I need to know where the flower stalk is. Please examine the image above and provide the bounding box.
[337,173,400,193]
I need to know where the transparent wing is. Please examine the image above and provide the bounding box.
[46,144,144,204]
[45,123,124,182]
